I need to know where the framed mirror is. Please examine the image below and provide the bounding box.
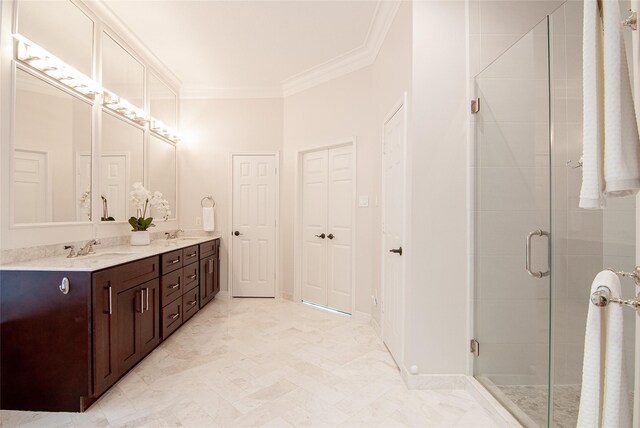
[102,33,144,109]
[149,136,176,220]
[13,68,92,224]
[101,112,144,222]
[17,0,94,77]
[149,73,177,129]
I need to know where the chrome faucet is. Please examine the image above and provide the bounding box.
[165,229,184,240]
[77,239,100,256]
[64,245,77,258]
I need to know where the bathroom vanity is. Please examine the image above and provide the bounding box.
[0,236,220,412]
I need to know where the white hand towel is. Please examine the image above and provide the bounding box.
[602,272,632,427]
[202,206,215,232]
[577,271,606,427]
[577,270,632,427]
[602,0,640,198]
[580,0,606,209]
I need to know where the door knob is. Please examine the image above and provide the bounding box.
[389,247,403,256]
[234,231,242,236]
[315,233,326,239]
[327,233,334,240]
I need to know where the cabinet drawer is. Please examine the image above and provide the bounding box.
[161,249,183,273]
[161,297,182,339]
[96,256,159,291]
[160,269,182,305]
[182,288,199,322]
[199,239,218,258]
[183,262,199,292]
[182,245,199,264]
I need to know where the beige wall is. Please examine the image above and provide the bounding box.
[179,97,284,292]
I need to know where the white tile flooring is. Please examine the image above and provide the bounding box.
[1,296,506,427]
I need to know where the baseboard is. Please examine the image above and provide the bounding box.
[400,368,469,390]
[352,311,371,323]
[465,376,525,427]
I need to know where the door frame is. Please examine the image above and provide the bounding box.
[380,93,409,365]
[228,152,280,298]
[293,139,357,314]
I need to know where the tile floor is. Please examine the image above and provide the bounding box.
[1,297,506,427]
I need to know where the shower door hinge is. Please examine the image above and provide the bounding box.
[471,98,480,114]
[470,339,480,357]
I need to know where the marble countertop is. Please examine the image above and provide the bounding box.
[0,234,221,272]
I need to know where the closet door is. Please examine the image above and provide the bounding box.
[301,150,328,307]
[326,146,353,313]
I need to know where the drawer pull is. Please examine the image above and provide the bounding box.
[107,286,112,315]
[169,311,180,320]
[187,274,197,280]
[169,258,180,264]
[169,283,180,289]
[187,300,197,306]
[186,252,197,258]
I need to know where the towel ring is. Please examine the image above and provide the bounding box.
[201,196,215,208]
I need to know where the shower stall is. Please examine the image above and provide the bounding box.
[473,2,638,426]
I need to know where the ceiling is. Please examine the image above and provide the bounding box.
[104,0,399,98]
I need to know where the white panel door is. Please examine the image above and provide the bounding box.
[327,146,353,313]
[13,149,50,223]
[301,150,328,306]
[232,155,277,297]
[382,104,406,365]
[101,155,128,220]
[301,145,353,314]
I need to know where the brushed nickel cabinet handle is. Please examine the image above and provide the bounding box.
[139,289,145,314]
[108,286,112,315]
[145,287,149,311]
[187,300,197,306]
[187,274,197,280]
[169,283,180,289]
[169,310,180,320]
[169,258,180,264]
[186,252,197,258]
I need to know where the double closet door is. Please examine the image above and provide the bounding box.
[301,145,353,314]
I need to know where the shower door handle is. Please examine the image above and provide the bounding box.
[525,229,550,278]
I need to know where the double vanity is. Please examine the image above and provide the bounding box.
[0,235,220,412]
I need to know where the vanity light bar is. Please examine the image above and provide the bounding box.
[102,90,148,125]
[150,118,180,143]
[14,35,102,99]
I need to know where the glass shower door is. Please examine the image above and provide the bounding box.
[473,16,553,427]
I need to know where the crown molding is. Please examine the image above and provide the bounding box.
[180,85,283,100]
[281,0,401,97]
[80,0,182,90]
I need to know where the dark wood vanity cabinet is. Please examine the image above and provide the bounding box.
[92,257,160,397]
[0,238,220,412]
[200,239,220,307]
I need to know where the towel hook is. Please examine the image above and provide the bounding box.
[201,196,215,208]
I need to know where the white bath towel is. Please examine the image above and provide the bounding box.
[580,0,640,209]
[580,0,606,209]
[601,272,632,427]
[202,206,215,232]
[577,270,632,427]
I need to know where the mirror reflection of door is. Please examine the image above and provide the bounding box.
[101,154,128,221]
[14,149,51,223]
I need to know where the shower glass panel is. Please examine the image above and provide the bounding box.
[473,16,552,427]
[551,3,636,427]
[475,4,637,427]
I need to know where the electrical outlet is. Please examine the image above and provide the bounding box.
[196,216,202,226]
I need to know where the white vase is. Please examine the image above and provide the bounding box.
[130,230,150,246]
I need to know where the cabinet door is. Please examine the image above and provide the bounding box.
[200,257,213,307]
[92,273,118,397]
[139,279,160,356]
[116,286,142,374]
[213,256,220,296]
